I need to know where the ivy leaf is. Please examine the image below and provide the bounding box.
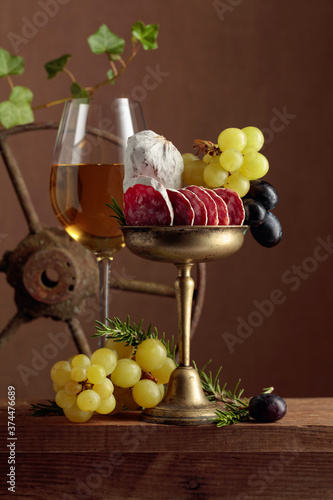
[131,21,159,50]
[0,47,24,78]
[70,82,89,98]
[106,69,115,85]
[87,24,125,57]
[0,86,34,129]
[44,54,71,79]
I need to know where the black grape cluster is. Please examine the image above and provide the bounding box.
[242,180,282,247]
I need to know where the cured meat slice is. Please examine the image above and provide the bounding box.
[214,187,245,225]
[166,189,195,225]
[179,188,208,225]
[186,186,219,225]
[124,175,174,226]
[203,188,229,225]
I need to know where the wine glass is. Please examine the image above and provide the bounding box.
[49,98,146,346]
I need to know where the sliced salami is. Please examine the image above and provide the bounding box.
[214,187,245,225]
[203,188,229,225]
[166,189,195,225]
[186,186,219,225]
[179,188,208,225]
[124,175,174,226]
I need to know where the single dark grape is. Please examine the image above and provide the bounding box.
[243,199,266,227]
[250,212,282,247]
[249,393,287,423]
[246,180,279,211]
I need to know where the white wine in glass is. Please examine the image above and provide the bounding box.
[50,98,146,345]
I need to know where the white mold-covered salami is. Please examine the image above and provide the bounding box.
[124,175,174,226]
[166,189,195,225]
[124,130,184,191]
[214,187,245,225]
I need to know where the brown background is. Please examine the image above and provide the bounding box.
[0,0,332,401]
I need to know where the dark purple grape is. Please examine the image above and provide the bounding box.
[249,393,287,423]
[246,180,278,211]
[243,199,266,227]
[250,212,282,247]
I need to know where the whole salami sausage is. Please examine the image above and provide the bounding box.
[214,187,245,225]
[124,176,174,226]
[166,189,195,225]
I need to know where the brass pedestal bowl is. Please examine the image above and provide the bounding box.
[121,226,248,425]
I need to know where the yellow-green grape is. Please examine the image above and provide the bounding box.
[151,357,177,384]
[182,153,199,168]
[111,359,142,388]
[218,128,247,152]
[240,152,269,180]
[135,338,167,372]
[224,172,250,197]
[87,364,106,384]
[123,388,140,410]
[77,389,101,412]
[203,160,229,188]
[183,160,206,186]
[132,379,161,408]
[63,401,93,423]
[219,149,244,172]
[242,126,264,152]
[51,361,72,386]
[71,354,91,369]
[105,338,134,359]
[157,383,165,402]
[71,365,87,382]
[64,380,82,396]
[203,153,215,164]
[241,146,256,156]
[90,347,117,375]
[52,382,63,393]
[96,394,117,414]
[55,389,76,409]
[93,378,114,400]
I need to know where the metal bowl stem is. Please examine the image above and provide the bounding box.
[121,226,247,425]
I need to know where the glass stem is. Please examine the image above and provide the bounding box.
[98,257,111,348]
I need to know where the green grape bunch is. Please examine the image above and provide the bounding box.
[183,126,268,198]
[47,318,177,422]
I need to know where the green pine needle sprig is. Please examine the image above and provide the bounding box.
[105,197,126,226]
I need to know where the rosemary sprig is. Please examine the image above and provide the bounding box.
[194,360,274,427]
[93,316,177,362]
[30,400,63,416]
[214,407,250,427]
[193,360,245,403]
[105,197,126,226]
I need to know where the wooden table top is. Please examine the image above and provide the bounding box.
[1,398,333,454]
[1,398,333,499]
